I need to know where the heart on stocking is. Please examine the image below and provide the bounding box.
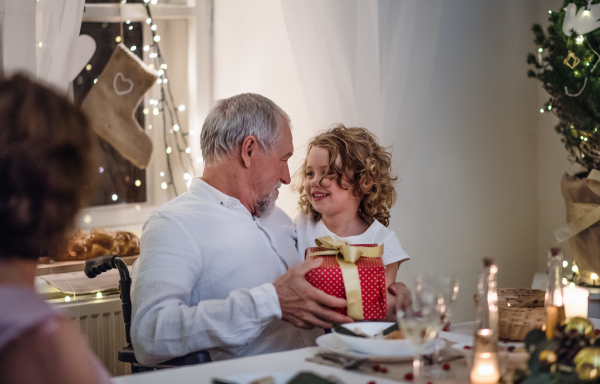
[113,72,134,95]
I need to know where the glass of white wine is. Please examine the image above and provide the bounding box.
[396,272,457,384]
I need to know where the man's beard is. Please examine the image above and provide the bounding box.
[255,182,281,218]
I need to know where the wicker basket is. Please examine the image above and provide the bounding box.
[474,288,545,341]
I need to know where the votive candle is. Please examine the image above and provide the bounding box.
[563,286,589,319]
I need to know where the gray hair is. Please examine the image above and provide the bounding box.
[200,93,291,165]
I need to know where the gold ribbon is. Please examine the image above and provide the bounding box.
[307,236,383,319]
[555,169,600,243]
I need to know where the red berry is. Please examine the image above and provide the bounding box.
[595,329,600,336]
[427,382,434,384]
[373,364,380,372]
[368,381,376,384]
[381,367,388,374]
[463,345,472,349]
[404,373,414,381]
[442,363,451,371]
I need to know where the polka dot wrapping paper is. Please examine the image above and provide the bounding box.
[304,245,387,320]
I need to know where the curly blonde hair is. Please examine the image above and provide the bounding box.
[296,125,397,227]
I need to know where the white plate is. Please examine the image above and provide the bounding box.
[316,333,445,362]
[215,371,295,384]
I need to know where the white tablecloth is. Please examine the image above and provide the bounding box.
[113,331,476,384]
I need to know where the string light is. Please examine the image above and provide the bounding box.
[196,157,203,163]
[148,124,152,130]
[183,173,190,180]
[157,79,162,84]
[143,108,149,114]
[86,64,92,71]
[160,172,165,177]
[129,26,133,31]
[135,179,141,187]
[126,20,131,24]
[65,296,71,302]
[573,265,579,272]
[94,79,98,84]
[99,167,104,173]
[112,194,118,201]
[166,146,172,154]
[151,0,157,4]
[160,63,167,70]
[151,25,158,31]
[161,182,168,189]
[563,260,568,268]
[154,35,161,42]
[153,108,159,115]
[576,35,585,45]
[185,148,191,153]
[135,204,141,211]
[548,10,552,14]
[158,69,164,76]
[189,130,194,135]
[116,36,122,43]
[173,124,179,131]
[144,45,150,51]
[38,42,43,47]
[538,48,543,53]
[96,292,103,298]
[540,108,544,113]
[178,105,185,111]
[146,18,152,24]
[131,45,137,51]
[149,53,157,59]
[83,215,92,224]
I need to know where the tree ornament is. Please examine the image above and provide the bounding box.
[574,347,600,380]
[565,50,581,69]
[565,317,595,339]
[81,43,158,169]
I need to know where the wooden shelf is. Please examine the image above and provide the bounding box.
[36,255,139,276]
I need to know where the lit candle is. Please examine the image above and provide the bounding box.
[563,286,589,319]
[471,352,500,383]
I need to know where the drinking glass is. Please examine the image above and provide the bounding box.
[396,272,458,384]
[419,272,459,378]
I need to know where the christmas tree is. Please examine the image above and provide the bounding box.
[529,0,600,171]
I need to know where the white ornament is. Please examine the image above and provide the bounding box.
[69,35,96,82]
[113,72,134,95]
[563,2,600,36]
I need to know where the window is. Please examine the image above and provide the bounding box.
[76,0,212,229]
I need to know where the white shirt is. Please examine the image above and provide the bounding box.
[294,213,410,266]
[131,178,315,365]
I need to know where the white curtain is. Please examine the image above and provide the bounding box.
[3,0,84,94]
[280,0,444,172]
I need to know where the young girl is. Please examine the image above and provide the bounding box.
[294,125,409,320]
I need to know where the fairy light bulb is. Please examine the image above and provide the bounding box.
[538,48,543,53]
[160,172,164,177]
[540,109,544,113]
[157,79,162,84]
[153,108,159,115]
[158,69,164,76]
[563,260,568,268]
[83,215,92,224]
[166,146,172,154]
[573,265,579,273]
[96,292,103,299]
[183,173,190,180]
[143,108,149,115]
[154,35,161,42]
[116,36,122,43]
[65,296,71,302]
[185,148,191,153]
[196,156,203,163]
[189,130,194,135]
[144,45,150,51]
[160,63,167,70]
[151,25,157,31]
[173,124,179,131]
[112,194,118,201]
[135,180,141,187]
[94,79,98,84]
[130,45,137,51]
[178,105,185,111]
[86,64,92,71]
[161,182,168,189]
[146,18,152,24]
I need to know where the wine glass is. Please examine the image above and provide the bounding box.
[418,272,459,378]
[396,272,458,383]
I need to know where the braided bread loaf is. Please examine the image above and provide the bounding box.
[53,227,140,261]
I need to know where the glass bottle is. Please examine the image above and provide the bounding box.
[470,258,500,384]
[545,248,566,339]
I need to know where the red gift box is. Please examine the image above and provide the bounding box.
[304,244,387,320]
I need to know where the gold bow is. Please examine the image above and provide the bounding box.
[307,236,383,319]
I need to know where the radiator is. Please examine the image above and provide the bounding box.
[57,296,131,376]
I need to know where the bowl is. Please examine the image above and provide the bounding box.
[332,322,440,356]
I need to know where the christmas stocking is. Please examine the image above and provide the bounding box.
[81,43,157,169]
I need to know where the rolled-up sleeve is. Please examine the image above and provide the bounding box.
[131,213,282,365]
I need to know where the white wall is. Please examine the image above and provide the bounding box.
[214,0,542,323]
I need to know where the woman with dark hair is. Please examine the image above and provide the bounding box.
[0,75,112,383]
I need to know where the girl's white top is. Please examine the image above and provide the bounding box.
[294,213,409,265]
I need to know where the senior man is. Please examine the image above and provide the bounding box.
[131,93,406,365]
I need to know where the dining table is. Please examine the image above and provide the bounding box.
[113,324,480,384]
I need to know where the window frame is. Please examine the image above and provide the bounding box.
[76,1,212,230]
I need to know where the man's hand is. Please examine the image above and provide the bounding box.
[388,282,412,311]
[273,258,354,329]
